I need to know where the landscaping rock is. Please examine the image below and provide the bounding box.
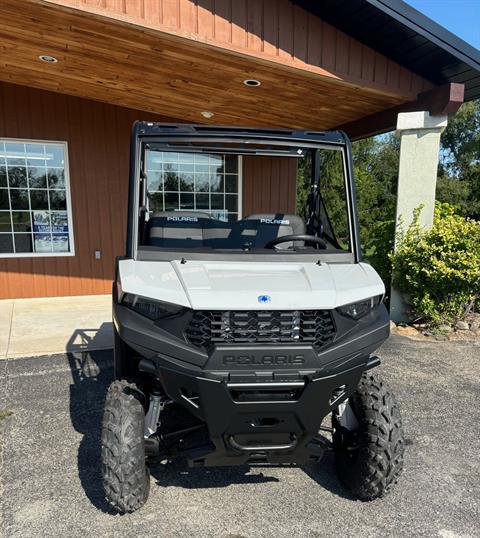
[469,319,480,332]
[395,325,421,338]
[456,320,469,331]
[389,320,397,330]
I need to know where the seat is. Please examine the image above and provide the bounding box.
[243,214,306,249]
[145,211,211,248]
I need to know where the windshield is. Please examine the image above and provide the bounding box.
[136,141,352,256]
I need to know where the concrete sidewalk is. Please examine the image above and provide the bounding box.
[0,295,112,359]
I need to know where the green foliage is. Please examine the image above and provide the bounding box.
[352,134,399,284]
[391,203,480,325]
[437,100,480,219]
[296,153,311,220]
[296,150,351,249]
[319,150,350,248]
[440,100,480,178]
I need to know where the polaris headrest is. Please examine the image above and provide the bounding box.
[245,214,305,234]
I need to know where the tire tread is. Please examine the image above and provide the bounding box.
[334,371,404,501]
[101,379,150,513]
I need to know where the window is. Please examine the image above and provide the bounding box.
[145,150,241,221]
[296,148,351,252]
[318,149,351,251]
[0,140,74,257]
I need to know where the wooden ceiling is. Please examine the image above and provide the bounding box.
[0,0,413,130]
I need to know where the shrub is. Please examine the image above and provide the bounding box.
[391,203,480,326]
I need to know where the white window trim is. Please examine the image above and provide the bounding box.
[145,151,242,220]
[0,137,75,258]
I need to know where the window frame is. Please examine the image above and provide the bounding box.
[144,148,243,221]
[0,137,75,258]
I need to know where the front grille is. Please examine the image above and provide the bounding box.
[185,310,335,352]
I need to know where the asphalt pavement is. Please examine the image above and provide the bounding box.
[0,335,479,537]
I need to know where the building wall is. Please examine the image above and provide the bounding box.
[51,0,430,100]
[243,156,297,215]
[0,82,297,299]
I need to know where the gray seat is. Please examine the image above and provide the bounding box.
[144,212,307,250]
[145,211,233,249]
[244,214,306,249]
[146,211,211,248]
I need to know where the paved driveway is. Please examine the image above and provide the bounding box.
[1,336,479,537]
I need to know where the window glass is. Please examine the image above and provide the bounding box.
[318,150,351,251]
[0,140,73,256]
[145,150,240,221]
[296,149,351,252]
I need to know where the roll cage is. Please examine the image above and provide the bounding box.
[126,122,362,263]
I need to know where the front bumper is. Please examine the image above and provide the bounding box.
[143,353,379,466]
[113,301,389,466]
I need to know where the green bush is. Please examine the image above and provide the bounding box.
[391,203,480,326]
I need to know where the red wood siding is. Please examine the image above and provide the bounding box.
[242,156,297,215]
[0,82,296,299]
[0,82,162,299]
[47,0,431,99]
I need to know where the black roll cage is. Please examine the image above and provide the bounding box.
[126,122,362,263]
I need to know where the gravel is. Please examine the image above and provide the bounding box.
[1,335,479,538]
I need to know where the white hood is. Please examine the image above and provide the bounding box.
[118,259,385,310]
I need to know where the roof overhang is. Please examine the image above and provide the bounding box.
[0,0,473,138]
[0,0,429,134]
[293,0,480,101]
[340,82,465,139]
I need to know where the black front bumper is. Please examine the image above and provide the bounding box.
[113,302,389,466]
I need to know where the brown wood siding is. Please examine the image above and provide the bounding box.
[0,82,296,299]
[47,0,431,99]
[0,82,164,299]
[242,156,297,216]
[0,0,418,134]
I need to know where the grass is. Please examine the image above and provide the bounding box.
[0,410,13,422]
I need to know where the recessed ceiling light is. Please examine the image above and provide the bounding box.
[39,55,58,64]
[243,79,261,87]
[201,111,214,118]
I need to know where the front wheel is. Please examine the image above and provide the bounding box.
[101,379,150,513]
[332,371,404,500]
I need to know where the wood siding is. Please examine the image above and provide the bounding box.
[243,157,297,215]
[0,0,423,134]
[0,82,297,299]
[46,0,431,99]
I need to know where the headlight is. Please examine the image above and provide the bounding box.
[122,293,185,320]
[337,295,383,319]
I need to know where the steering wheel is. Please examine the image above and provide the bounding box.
[264,234,328,249]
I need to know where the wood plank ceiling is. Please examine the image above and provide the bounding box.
[0,0,427,130]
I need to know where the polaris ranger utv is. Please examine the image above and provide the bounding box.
[102,122,404,513]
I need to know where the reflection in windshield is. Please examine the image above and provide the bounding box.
[139,146,350,253]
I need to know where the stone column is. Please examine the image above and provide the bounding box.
[390,111,447,323]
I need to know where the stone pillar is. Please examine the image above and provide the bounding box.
[390,111,448,323]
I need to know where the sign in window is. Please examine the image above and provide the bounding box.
[0,140,74,256]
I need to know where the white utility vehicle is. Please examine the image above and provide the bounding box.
[102,123,404,512]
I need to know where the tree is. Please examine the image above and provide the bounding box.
[353,134,399,284]
[436,99,480,218]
